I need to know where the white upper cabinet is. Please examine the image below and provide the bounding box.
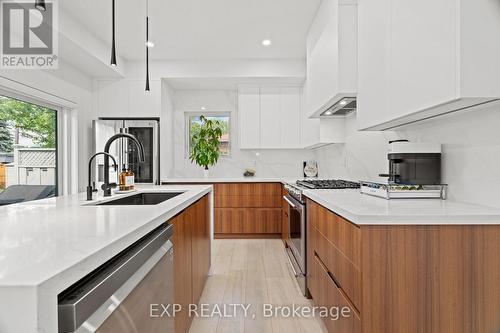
[260,87,281,148]
[238,86,302,149]
[280,87,301,148]
[304,0,357,118]
[239,86,261,149]
[95,79,161,118]
[358,0,500,130]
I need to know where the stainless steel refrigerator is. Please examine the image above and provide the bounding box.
[93,119,160,187]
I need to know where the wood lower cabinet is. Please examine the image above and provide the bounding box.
[306,198,500,333]
[310,254,361,333]
[214,208,281,235]
[190,195,210,305]
[171,195,210,333]
[214,183,282,238]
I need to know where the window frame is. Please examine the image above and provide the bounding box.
[0,89,60,196]
[185,112,232,158]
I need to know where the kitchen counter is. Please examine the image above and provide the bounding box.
[163,177,288,183]
[304,189,500,225]
[0,184,212,333]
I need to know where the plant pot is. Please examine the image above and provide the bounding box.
[203,168,209,179]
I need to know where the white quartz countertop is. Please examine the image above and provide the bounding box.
[303,189,500,225]
[163,177,288,183]
[0,184,211,287]
[0,184,212,333]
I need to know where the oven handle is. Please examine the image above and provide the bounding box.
[283,195,296,208]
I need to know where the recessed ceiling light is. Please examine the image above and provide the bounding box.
[201,106,206,110]
[324,111,333,116]
[262,39,272,46]
[146,41,155,48]
[339,100,347,106]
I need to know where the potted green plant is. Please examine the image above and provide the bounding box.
[189,115,223,178]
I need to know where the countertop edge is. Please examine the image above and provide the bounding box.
[162,178,289,184]
[303,191,500,225]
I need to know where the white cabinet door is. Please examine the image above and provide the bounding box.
[357,0,391,130]
[238,87,260,149]
[280,87,301,148]
[358,0,500,130]
[389,0,457,118]
[358,0,457,130]
[239,86,302,149]
[96,80,129,118]
[129,80,161,117]
[259,87,281,148]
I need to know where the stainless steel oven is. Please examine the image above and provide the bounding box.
[283,193,307,296]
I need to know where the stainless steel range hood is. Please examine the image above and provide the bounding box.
[311,94,357,118]
[319,96,357,117]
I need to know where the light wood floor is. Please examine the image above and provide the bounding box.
[189,239,327,333]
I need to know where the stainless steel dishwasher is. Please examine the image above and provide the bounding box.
[58,223,174,333]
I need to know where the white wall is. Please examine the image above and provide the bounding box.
[161,81,175,178]
[313,114,397,181]
[168,89,315,179]
[314,103,500,208]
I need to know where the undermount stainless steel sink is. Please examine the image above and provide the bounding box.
[95,192,184,206]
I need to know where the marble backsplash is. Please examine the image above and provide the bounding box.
[314,102,500,208]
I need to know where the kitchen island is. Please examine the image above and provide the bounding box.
[0,184,212,333]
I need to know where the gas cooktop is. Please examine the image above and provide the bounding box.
[296,179,360,189]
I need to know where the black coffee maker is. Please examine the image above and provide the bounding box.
[379,140,442,185]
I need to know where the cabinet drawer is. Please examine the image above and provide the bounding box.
[214,195,281,208]
[214,208,281,234]
[309,200,361,267]
[314,227,361,310]
[214,183,282,196]
[311,254,361,333]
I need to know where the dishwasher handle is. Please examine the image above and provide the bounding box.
[58,223,173,333]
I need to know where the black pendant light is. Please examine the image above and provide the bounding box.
[110,0,117,66]
[145,0,150,91]
[35,0,46,11]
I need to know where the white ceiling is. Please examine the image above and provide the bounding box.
[60,0,321,61]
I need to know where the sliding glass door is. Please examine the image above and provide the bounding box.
[0,95,57,205]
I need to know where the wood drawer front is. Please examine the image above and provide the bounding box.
[214,183,282,196]
[214,208,281,234]
[312,254,361,333]
[314,226,362,311]
[310,200,361,267]
[214,195,281,208]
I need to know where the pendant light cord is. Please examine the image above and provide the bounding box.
[145,0,150,91]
